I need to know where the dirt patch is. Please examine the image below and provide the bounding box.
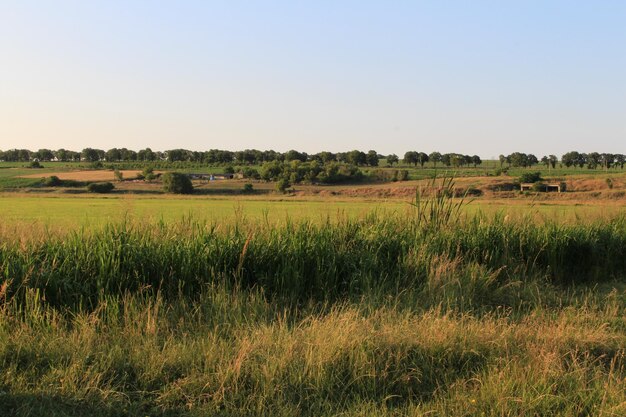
[19,170,142,181]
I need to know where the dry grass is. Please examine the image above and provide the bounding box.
[18,169,143,181]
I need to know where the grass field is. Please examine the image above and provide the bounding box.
[1,205,625,416]
[0,172,625,416]
[0,194,624,233]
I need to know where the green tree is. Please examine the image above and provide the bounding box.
[81,148,101,162]
[276,178,290,193]
[366,150,379,167]
[386,154,399,166]
[162,172,193,194]
[417,152,429,168]
[403,151,418,166]
[429,152,442,168]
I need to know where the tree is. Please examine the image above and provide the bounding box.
[600,153,614,170]
[105,148,122,162]
[366,150,379,167]
[429,152,442,168]
[386,154,399,166]
[417,152,429,168]
[285,149,307,162]
[137,148,156,161]
[81,148,101,162]
[315,151,336,164]
[498,154,507,168]
[541,155,550,168]
[34,149,54,161]
[561,151,580,168]
[403,151,418,166]
[587,152,601,169]
[55,149,70,162]
[508,152,528,168]
[615,154,625,169]
[162,172,193,194]
[276,178,290,193]
[471,155,482,168]
[347,150,366,166]
[549,155,558,169]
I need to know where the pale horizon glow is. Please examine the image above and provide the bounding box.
[1,1,625,159]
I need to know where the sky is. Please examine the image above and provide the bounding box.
[1,1,625,158]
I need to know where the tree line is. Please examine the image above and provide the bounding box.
[0,147,624,170]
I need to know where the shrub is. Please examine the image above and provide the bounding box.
[242,167,260,179]
[114,169,123,181]
[162,172,193,194]
[606,178,614,189]
[494,167,509,176]
[242,183,254,193]
[519,172,542,183]
[399,170,409,181]
[43,176,62,187]
[465,187,483,197]
[29,161,42,168]
[276,178,290,193]
[87,182,115,193]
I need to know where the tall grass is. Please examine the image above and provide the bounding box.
[0,189,625,415]
[1,209,625,309]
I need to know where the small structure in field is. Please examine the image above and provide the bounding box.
[520,183,564,192]
[187,173,242,180]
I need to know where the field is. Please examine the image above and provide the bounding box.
[0,167,625,416]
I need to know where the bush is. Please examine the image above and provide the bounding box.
[242,183,254,193]
[43,176,62,187]
[276,178,290,193]
[242,167,260,179]
[87,182,115,193]
[465,187,483,197]
[519,172,542,183]
[606,178,614,189]
[162,172,193,194]
[399,170,409,181]
[29,161,42,168]
[142,166,154,177]
[114,169,123,181]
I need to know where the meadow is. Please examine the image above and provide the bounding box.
[0,174,625,416]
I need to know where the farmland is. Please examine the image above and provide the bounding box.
[0,164,625,416]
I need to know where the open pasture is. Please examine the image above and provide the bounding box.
[0,194,624,233]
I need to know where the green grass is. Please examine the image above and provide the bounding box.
[0,195,623,233]
[0,196,407,230]
[0,182,625,416]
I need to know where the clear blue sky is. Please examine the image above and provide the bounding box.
[1,1,625,158]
